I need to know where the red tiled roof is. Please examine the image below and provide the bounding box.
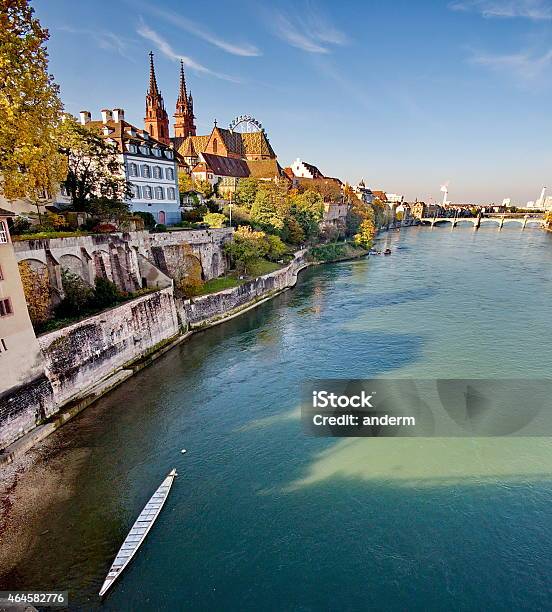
[199,153,250,178]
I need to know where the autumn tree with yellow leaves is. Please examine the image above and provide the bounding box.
[0,0,67,214]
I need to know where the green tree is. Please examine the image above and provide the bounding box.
[354,218,376,249]
[251,188,285,233]
[58,115,131,213]
[290,189,324,239]
[264,234,287,261]
[0,0,67,214]
[234,177,259,210]
[91,277,120,309]
[224,225,268,274]
[56,268,93,317]
[203,212,226,228]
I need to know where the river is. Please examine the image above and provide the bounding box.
[3,225,552,611]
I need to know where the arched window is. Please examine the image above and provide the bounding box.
[131,184,140,199]
[165,167,174,180]
[155,186,164,200]
[129,162,138,177]
[167,187,175,200]
[153,166,162,179]
[141,165,150,178]
[144,185,152,199]
[212,138,217,154]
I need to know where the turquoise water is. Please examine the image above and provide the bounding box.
[5,226,552,610]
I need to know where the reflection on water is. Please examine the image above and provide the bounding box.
[5,226,552,610]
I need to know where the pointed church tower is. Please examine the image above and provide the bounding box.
[144,52,169,145]
[174,60,196,139]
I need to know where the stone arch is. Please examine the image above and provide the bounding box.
[92,249,113,282]
[59,254,86,281]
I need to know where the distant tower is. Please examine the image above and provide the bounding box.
[144,52,169,145]
[173,60,196,139]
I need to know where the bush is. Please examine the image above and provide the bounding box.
[56,269,93,318]
[92,222,118,234]
[264,234,287,261]
[203,212,226,228]
[10,216,32,235]
[134,211,156,230]
[91,277,120,309]
[182,205,208,222]
[153,223,167,233]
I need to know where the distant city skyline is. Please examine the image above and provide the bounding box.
[34,0,552,204]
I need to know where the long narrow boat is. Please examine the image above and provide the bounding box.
[99,468,178,597]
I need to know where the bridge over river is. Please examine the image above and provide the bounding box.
[420,213,546,229]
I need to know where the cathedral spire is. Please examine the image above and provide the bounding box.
[148,51,160,97]
[173,60,196,139]
[144,52,169,145]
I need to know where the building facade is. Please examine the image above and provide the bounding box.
[79,108,181,225]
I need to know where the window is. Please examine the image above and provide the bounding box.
[129,162,138,177]
[155,186,164,200]
[0,339,6,352]
[168,187,176,200]
[165,150,173,160]
[153,148,162,157]
[0,298,12,317]
[0,221,8,244]
[165,167,174,180]
[0,265,3,280]
[212,138,218,154]
[131,184,141,199]
[153,166,162,179]
[139,145,150,156]
[144,185,152,199]
[141,165,151,178]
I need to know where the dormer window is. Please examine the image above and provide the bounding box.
[128,143,137,154]
[139,145,150,156]
[102,126,111,136]
[165,150,173,160]
[153,148,162,157]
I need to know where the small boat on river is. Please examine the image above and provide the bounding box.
[384,248,392,255]
[99,468,178,598]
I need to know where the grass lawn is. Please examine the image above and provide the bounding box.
[193,276,245,296]
[247,259,281,276]
[12,230,89,241]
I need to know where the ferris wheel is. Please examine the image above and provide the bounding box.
[228,115,264,133]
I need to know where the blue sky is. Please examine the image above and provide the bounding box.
[33,0,552,204]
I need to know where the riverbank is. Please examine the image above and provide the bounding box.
[0,242,371,467]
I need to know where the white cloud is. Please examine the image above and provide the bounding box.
[140,6,261,57]
[450,0,552,20]
[136,20,242,83]
[471,47,552,79]
[268,2,349,54]
[58,26,134,60]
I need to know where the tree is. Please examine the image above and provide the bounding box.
[234,177,259,210]
[203,212,226,228]
[264,234,287,261]
[251,188,285,233]
[354,218,376,249]
[193,178,214,199]
[178,171,193,196]
[58,115,131,213]
[224,225,268,274]
[290,189,324,240]
[0,0,67,214]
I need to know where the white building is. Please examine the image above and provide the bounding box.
[80,109,180,225]
[353,179,374,204]
[289,158,325,179]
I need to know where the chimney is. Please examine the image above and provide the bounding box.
[79,110,91,125]
[101,108,113,123]
[113,108,125,123]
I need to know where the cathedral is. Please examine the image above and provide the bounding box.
[145,53,281,181]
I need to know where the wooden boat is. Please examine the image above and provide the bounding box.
[99,468,178,597]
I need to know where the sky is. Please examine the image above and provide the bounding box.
[32,0,552,204]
